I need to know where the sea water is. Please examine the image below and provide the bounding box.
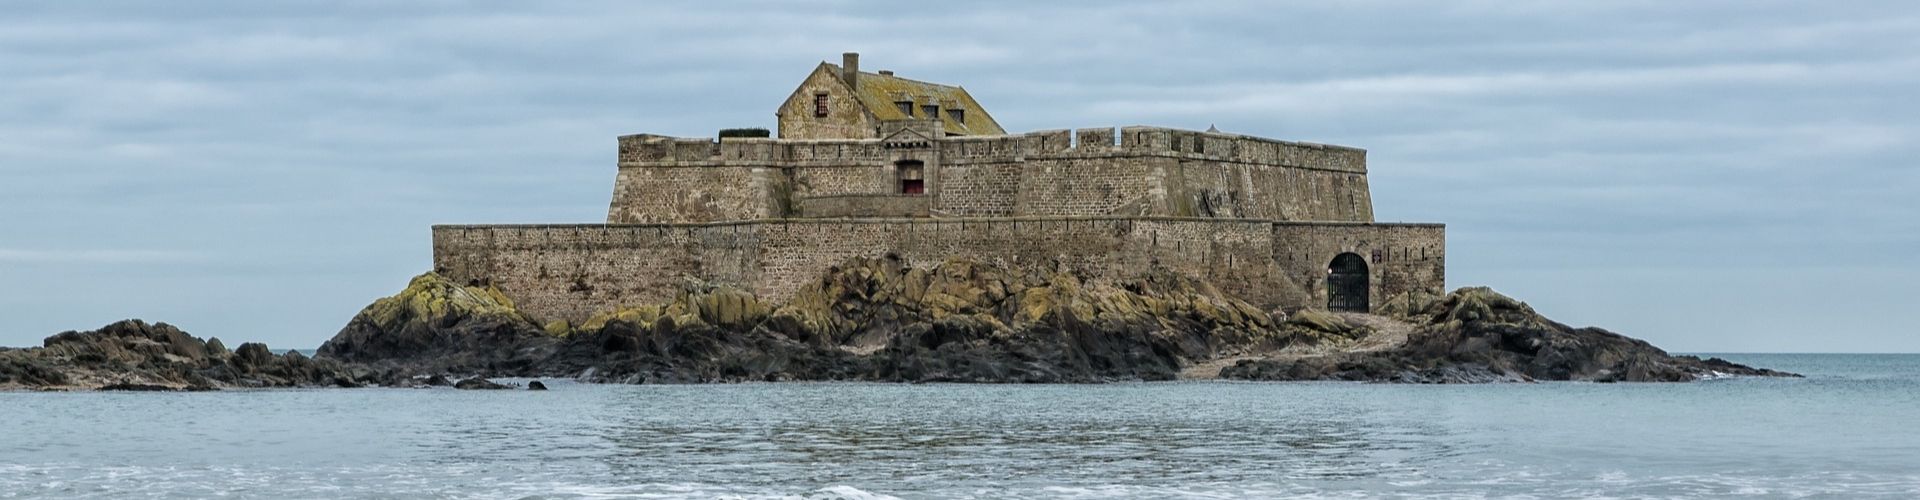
[2,354,1917,499]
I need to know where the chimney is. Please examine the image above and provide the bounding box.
[842,52,859,90]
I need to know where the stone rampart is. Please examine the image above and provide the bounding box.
[796,194,930,218]
[617,126,1365,172]
[433,217,1444,324]
[605,164,786,224]
[611,127,1374,224]
[1272,222,1447,309]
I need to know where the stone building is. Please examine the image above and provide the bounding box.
[432,53,1447,324]
[775,53,1004,140]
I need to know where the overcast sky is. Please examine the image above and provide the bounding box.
[2,1,1915,352]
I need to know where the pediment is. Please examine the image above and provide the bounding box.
[880,128,935,149]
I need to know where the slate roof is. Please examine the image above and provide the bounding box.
[824,63,1006,136]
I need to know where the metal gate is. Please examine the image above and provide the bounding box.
[1328,253,1369,312]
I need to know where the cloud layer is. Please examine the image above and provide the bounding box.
[2,1,1914,351]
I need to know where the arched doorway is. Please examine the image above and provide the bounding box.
[1327,253,1369,312]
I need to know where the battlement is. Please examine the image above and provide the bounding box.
[617,126,1366,173]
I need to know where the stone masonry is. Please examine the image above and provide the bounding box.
[431,54,1446,324]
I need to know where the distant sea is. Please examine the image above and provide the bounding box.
[3,354,1916,499]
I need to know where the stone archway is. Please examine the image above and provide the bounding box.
[1328,252,1369,312]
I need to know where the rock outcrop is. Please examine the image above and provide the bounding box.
[0,320,376,391]
[3,260,1791,391]
[317,273,554,375]
[321,257,1296,383]
[316,258,1792,384]
[1220,287,1798,383]
[453,377,513,390]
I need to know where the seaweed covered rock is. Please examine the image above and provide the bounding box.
[1282,309,1372,344]
[318,273,556,373]
[313,260,1793,385]
[327,257,1305,383]
[1221,287,1798,383]
[0,320,374,391]
[454,377,513,390]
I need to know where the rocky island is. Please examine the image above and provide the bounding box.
[321,257,1792,384]
[0,320,367,391]
[0,53,1797,390]
[1,257,1792,391]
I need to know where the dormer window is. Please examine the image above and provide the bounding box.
[895,101,913,116]
[921,104,938,119]
[946,108,965,124]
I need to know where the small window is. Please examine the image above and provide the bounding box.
[813,93,829,117]
[896,101,914,116]
[921,104,938,118]
[947,108,965,124]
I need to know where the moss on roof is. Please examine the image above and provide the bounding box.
[826,64,1005,136]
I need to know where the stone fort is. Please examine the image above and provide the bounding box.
[432,53,1446,324]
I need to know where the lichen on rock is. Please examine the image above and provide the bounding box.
[358,273,533,331]
[1283,309,1370,344]
[301,258,1794,385]
[316,273,554,371]
[313,256,1321,383]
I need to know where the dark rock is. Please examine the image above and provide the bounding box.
[1221,287,1800,383]
[527,380,548,390]
[99,382,180,391]
[316,274,553,375]
[308,260,1794,385]
[0,320,374,391]
[8,261,1789,391]
[232,343,274,372]
[318,259,1317,384]
[454,377,512,390]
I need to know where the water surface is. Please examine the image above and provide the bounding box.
[2,354,1916,498]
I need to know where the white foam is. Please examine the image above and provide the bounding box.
[796,485,903,500]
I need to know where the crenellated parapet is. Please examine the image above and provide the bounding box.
[616,126,1366,173]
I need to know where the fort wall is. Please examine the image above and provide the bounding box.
[609,127,1373,224]
[432,218,1443,325]
[1271,222,1447,309]
[616,127,1366,174]
[795,194,930,218]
